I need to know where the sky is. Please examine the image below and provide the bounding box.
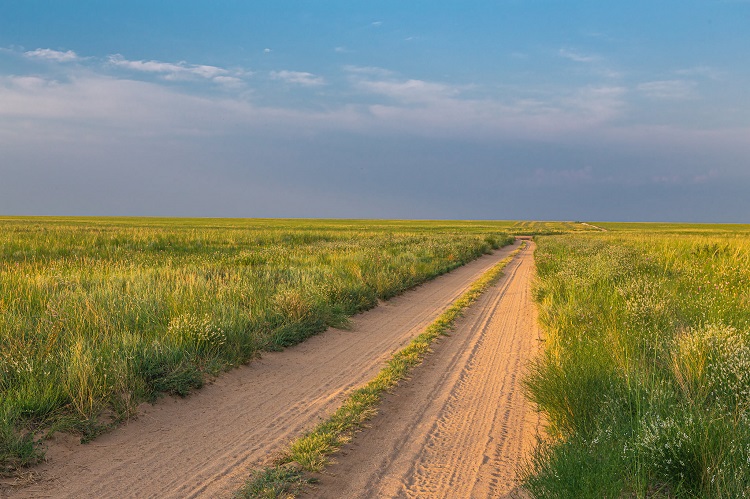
[1,1,749,222]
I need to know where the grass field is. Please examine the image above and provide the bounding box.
[596,221,750,236]
[510,220,592,235]
[1,217,597,473]
[238,245,524,498]
[525,226,750,497]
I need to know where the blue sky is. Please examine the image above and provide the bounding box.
[1,1,749,221]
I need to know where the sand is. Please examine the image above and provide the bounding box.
[304,242,541,498]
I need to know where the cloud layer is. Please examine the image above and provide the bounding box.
[24,48,80,62]
[270,70,325,86]
[2,46,749,222]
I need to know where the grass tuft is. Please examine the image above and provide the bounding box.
[240,463,308,499]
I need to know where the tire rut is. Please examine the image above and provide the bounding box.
[305,242,541,499]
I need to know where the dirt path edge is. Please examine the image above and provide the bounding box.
[237,244,526,498]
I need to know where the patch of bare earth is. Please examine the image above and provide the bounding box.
[303,243,542,498]
[3,243,520,499]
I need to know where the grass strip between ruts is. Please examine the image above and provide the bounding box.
[236,242,526,498]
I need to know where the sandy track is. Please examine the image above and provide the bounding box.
[5,242,520,499]
[304,243,541,498]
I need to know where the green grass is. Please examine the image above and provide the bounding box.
[236,244,524,498]
[524,232,750,497]
[239,464,308,499]
[594,221,750,236]
[0,217,526,473]
[510,220,596,235]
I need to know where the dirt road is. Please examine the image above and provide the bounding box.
[304,242,541,498]
[6,242,521,499]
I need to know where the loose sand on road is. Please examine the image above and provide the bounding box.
[304,243,541,498]
[6,242,520,499]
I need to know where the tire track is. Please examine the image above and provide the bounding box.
[305,242,541,498]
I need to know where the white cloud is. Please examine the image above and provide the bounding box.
[637,80,696,100]
[6,47,632,141]
[179,64,228,79]
[356,78,461,103]
[346,66,464,104]
[0,74,194,126]
[109,57,182,73]
[264,48,272,54]
[344,65,630,138]
[1,75,56,92]
[0,68,614,147]
[270,70,325,86]
[107,54,230,81]
[558,48,621,80]
[559,48,600,63]
[4,49,740,158]
[24,48,79,62]
[3,61,749,221]
[213,76,245,89]
[564,86,627,121]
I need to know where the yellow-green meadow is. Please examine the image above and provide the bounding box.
[0,217,529,472]
[525,224,750,497]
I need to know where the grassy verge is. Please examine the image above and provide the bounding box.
[0,218,518,473]
[236,242,525,498]
[524,233,750,497]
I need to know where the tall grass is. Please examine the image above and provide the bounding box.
[0,217,516,473]
[525,233,750,497]
[237,245,524,498]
